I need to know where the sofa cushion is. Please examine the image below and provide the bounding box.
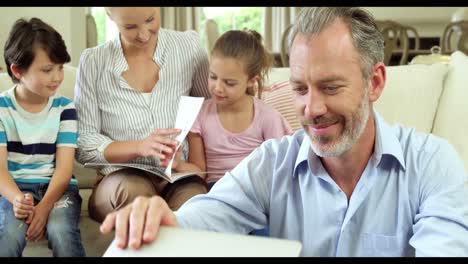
[74,161,98,189]
[432,51,468,171]
[263,80,301,131]
[374,63,448,134]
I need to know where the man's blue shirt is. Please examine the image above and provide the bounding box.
[176,112,468,256]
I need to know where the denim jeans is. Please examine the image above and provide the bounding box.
[207,181,217,190]
[0,182,85,257]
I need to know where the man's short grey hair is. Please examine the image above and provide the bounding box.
[288,7,384,80]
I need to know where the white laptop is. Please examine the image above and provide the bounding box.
[103,226,302,257]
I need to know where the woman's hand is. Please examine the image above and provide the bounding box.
[137,129,181,160]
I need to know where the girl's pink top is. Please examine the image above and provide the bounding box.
[191,97,293,183]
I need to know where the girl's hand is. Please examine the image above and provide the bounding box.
[26,201,53,242]
[13,193,34,219]
[137,129,180,160]
[160,148,182,169]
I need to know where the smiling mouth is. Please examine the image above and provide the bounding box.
[312,121,338,129]
[306,120,340,136]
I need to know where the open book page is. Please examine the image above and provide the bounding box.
[103,226,302,257]
[84,162,225,184]
[84,162,170,181]
[164,96,205,177]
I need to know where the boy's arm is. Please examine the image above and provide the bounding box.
[38,146,75,208]
[26,146,75,241]
[26,100,78,241]
[39,100,77,207]
[0,147,23,203]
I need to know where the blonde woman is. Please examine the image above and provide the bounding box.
[75,7,210,222]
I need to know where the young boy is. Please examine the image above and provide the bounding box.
[0,17,85,257]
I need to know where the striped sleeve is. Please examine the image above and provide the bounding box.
[74,49,113,164]
[0,96,9,147]
[57,98,77,147]
[0,119,6,146]
[188,31,211,99]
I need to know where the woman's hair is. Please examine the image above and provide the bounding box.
[211,29,273,99]
[4,17,71,83]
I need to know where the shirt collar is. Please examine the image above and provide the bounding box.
[110,29,166,77]
[110,34,128,76]
[293,131,313,178]
[373,111,406,170]
[292,111,406,179]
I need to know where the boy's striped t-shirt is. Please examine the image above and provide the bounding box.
[0,86,78,185]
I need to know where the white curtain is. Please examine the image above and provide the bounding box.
[160,7,200,32]
[263,7,302,53]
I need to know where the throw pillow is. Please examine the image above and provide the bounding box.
[263,80,301,132]
[374,63,448,134]
[432,51,468,171]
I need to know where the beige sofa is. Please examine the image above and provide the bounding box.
[0,51,467,257]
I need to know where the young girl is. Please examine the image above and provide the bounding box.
[0,18,85,256]
[174,29,292,190]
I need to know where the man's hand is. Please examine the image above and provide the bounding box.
[100,196,178,250]
[26,201,53,241]
[13,193,34,219]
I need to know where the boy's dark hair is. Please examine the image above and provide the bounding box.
[4,17,71,83]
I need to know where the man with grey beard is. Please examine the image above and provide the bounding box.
[99,7,468,256]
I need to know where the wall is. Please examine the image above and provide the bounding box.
[0,7,463,72]
[0,7,87,71]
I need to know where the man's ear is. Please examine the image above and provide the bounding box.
[10,64,23,82]
[368,62,386,103]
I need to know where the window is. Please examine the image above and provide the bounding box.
[90,7,118,45]
[200,7,263,34]
[90,7,264,46]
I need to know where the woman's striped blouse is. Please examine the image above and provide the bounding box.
[74,28,210,176]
